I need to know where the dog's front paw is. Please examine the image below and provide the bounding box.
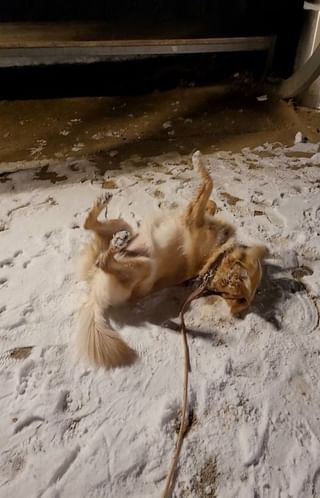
[95,192,112,210]
[95,252,107,269]
[111,230,131,250]
[192,150,202,171]
[92,193,113,218]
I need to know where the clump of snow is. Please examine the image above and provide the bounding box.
[289,142,320,154]
[71,143,84,152]
[29,139,47,157]
[294,131,304,144]
[162,121,172,129]
[1,143,320,497]
[109,150,119,158]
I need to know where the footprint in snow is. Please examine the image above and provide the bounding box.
[17,358,35,395]
[22,305,34,317]
[0,258,14,268]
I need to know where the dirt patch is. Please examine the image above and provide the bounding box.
[285,151,315,159]
[170,202,179,209]
[220,192,242,206]
[88,151,123,176]
[10,347,33,360]
[34,165,67,183]
[152,189,165,199]
[292,266,314,280]
[102,179,118,189]
[69,163,80,172]
[254,150,275,158]
[174,408,197,436]
[247,161,262,170]
[0,173,12,183]
[181,457,219,498]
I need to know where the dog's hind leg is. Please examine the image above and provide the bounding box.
[184,151,215,227]
[96,238,152,290]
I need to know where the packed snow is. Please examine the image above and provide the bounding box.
[0,141,320,498]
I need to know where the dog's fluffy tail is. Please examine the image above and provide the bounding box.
[78,298,136,369]
[76,240,101,282]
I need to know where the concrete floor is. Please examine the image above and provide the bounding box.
[1,84,320,174]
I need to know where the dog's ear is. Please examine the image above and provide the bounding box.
[241,245,267,295]
[214,262,252,315]
[226,296,250,315]
[212,254,260,315]
[222,262,255,315]
[205,244,267,315]
[208,258,252,299]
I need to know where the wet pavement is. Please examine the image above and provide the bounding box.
[1,84,320,173]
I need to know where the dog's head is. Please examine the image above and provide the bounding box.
[205,244,268,315]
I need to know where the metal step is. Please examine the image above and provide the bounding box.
[0,22,276,67]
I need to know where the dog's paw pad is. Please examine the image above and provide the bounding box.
[111,230,131,250]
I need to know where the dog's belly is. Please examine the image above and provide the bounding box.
[126,213,184,256]
[151,220,191,289]
[130,214,190,291]
[126,233,150,256]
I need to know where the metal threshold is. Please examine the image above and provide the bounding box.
[0,22,275,67]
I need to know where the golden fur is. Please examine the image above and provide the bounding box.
[77,151,267,368]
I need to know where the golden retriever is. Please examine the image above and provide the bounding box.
[77,151,267,368]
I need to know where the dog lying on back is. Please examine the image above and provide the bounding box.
[77,151,267,368]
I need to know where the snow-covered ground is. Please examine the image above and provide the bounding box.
[0,142,320,498]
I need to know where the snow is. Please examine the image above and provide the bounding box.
[1,142,320,497]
